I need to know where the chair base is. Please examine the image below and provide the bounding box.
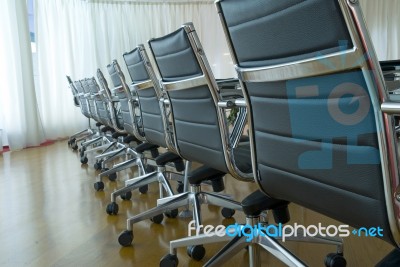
[118,184,242,247]
[160,214,345,267]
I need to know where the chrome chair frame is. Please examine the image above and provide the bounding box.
[66,76,95,149]
[72,79,108,158]
[158,22,344,267]
[79,77,122,165]
[116,35,248,247]
[219,0,400,246]
[104,56,187,212]
[210,0,400,266]
[92,69,145,189]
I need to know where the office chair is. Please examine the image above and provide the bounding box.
[213,0,400,266]
[92,69,149,190]
[95,62,167,186]
[103,51,188,215]
[71,79,112,160]
[116,25,254,253]
[156,23,344,267]
[78,77,126,166]
[65,76,95,150]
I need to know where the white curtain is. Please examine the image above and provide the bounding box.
[0,0,45,150]
[0,0,397,150]
[360,0,400,60]
[35,0,234,141]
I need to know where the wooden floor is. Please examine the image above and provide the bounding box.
[0,141,394,267]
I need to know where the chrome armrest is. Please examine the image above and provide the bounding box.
[111,85,124,93]
[162,98,170,105]
[382,95,400,114]
[218,98,247,108]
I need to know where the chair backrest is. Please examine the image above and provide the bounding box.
[148,24,251,179]
[73,80,91,119]
[66,76,80,107]
[217,0,399,246]
[80,78,100,122]
[96,69,126,133]
[86,77,112,127]
[106,63,145,140]
[123,45,172,150]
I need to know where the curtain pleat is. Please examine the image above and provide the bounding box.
[0,0,45,150]
[360,0,400,60]
[2,0,397,147]
[35,0,234,141]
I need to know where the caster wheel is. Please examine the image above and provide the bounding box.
[118,230,133,247]
[80,156,88,164]
[176,182,184,193]
[139,185,149,194]
[325,253,347,267]
[67,140,71,147]
[164,209,179,218]
[160,254,179,267]
[120,191,132,201]
[221,208,235,218]
[187,245,205,261]
[72,144,79,151]
[106,202,119,215]
[94,160,103,170]
[108,172,117,182]
[94,181,104,191]
[150,213,164,224]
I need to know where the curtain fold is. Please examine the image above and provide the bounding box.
[0,0,45,150]
[360,0,400,60]
[1,0,398,150]
[35,0,234,141]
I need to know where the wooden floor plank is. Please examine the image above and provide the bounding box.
[0,141,393,266]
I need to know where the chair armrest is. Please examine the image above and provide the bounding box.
[161,97,170,105]
[382,94,400,114]
[218,98,247,108]
[111,85,124,93]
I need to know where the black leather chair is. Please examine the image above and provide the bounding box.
[78,77,127,166]
[214,0,400,266]
[157,23,344,267]
[70,79,112,161]
[65,76,95,150]
[116,25,253,250]
[103,47,188,216]
[92,69,147,190]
